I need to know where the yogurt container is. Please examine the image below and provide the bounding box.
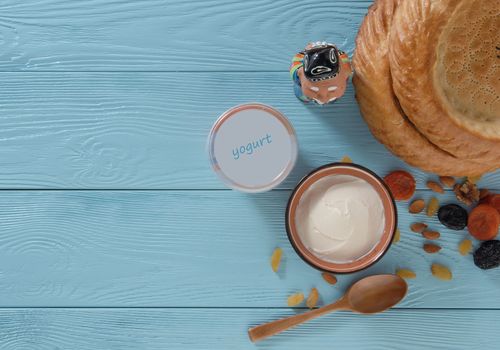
[208,103,298,192]
[286,163,397,273]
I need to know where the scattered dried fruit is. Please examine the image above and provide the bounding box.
[410,222,428,233]
[426,197,439,217]
[468,204,500,241]
[341,155,353,163]
[427,181,444,194]
[480,194,500,215]
[396,269,416,279]
[287,293,304,307]
[393,228,400,243]
[270,248,283,273]
[422,230,440,240]
[458,239,473,256]
[479,189,490,200]
[453,180,480,206]
[467,175,482,184]
[431,264,452,280]
[384,170,416,201]
[409,199,425,214]
[438,204,468,230]
[423,243,441,254]
[306,288,319,309]
[473,240,500,270]
[439,176,456,188]
[321,273,338,285]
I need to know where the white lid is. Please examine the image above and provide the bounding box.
[208,103,298,192]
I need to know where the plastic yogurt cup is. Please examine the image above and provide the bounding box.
[286,163,397,273]
[208,103,298,192]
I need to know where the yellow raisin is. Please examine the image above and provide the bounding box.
[341,155,353,163]
[270,248,282,273]
[396,269,416,279]
[467,175,482,184]
[422,230,440,240]
[409,199,425,214]
[426,197,439,217]
[306,288,319,309]
[458,239,473,256]
[439,176,456,188]
[287,293,304,307]
[423,243,441,254]
[393,228,400,243]
[410,222,428,233]
[426,181,444,194]
[321,273,338,285]
[431,264,452,281]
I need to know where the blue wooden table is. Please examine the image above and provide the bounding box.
[0,0,499,349]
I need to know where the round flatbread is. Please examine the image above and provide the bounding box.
[352,0,494,175]
[389,0,500,164]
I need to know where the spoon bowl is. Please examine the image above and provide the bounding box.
[248,274,408,342]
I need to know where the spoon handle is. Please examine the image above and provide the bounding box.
[248,298,348,342]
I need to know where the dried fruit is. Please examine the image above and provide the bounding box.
[427,181,444,194]
[467,204,500,241]
[439,176,456,188]
[393,228,400,243]
[423,243,441,254]
[409,199,425,214]
[384,170,416,201]
[321,273,337,285]
[306,288,319,309]
[431,264,452,280]
[479,189,490,200]
[458,239,473,256]
[396,269,416,279]
[467,175,482,184]
[341,155,353,163]
[480,194,500,215]
[453,180,480,206]
[422,230,440,240]
[438,204,468,230]
[426,197,439,217]
[287,293,304,307]
[473,240,500,270]
[410,222,428,233]
[270,248,283,273]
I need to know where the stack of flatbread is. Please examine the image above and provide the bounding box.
[353,0,500,176]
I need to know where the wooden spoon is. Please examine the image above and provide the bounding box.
[248,274,407,342]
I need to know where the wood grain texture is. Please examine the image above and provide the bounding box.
[0,308,497,349]
[0,0,370,71]
[0,190,498,308]
[0,72,498,189]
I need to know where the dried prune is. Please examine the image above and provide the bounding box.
[438,204,468,230]
[473,240,500,270]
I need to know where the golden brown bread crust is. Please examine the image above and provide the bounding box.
[352,0,495,176]
[389,0,500,164]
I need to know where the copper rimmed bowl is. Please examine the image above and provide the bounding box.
[286,163,397,274]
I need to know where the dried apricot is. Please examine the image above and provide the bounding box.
[426,197,439,217]
[480,194,500,215]
[422,230,440,240]
[396,269,416,279]
[479,189,490,200]
[427,181,444,194]
[410,222,427,233]
[384,170,416,201]
[341,155,353,163]
[468,204,500,241]
[423,243,441,254]
[287,293,304,307]
[306,288,319,309]
[439,176,456,188]
[458,239,472,256]
[270,248,282,273]
[409,199,425,214]
[322,273,337,285]
[431,264,452,280]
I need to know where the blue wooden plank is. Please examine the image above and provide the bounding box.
[0,0,370,71]
[0,190,498,308]
[0,72,498,189]
[0,308,496,349]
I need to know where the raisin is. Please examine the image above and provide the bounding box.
[473,240,500,270]
[438,204,468,230]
